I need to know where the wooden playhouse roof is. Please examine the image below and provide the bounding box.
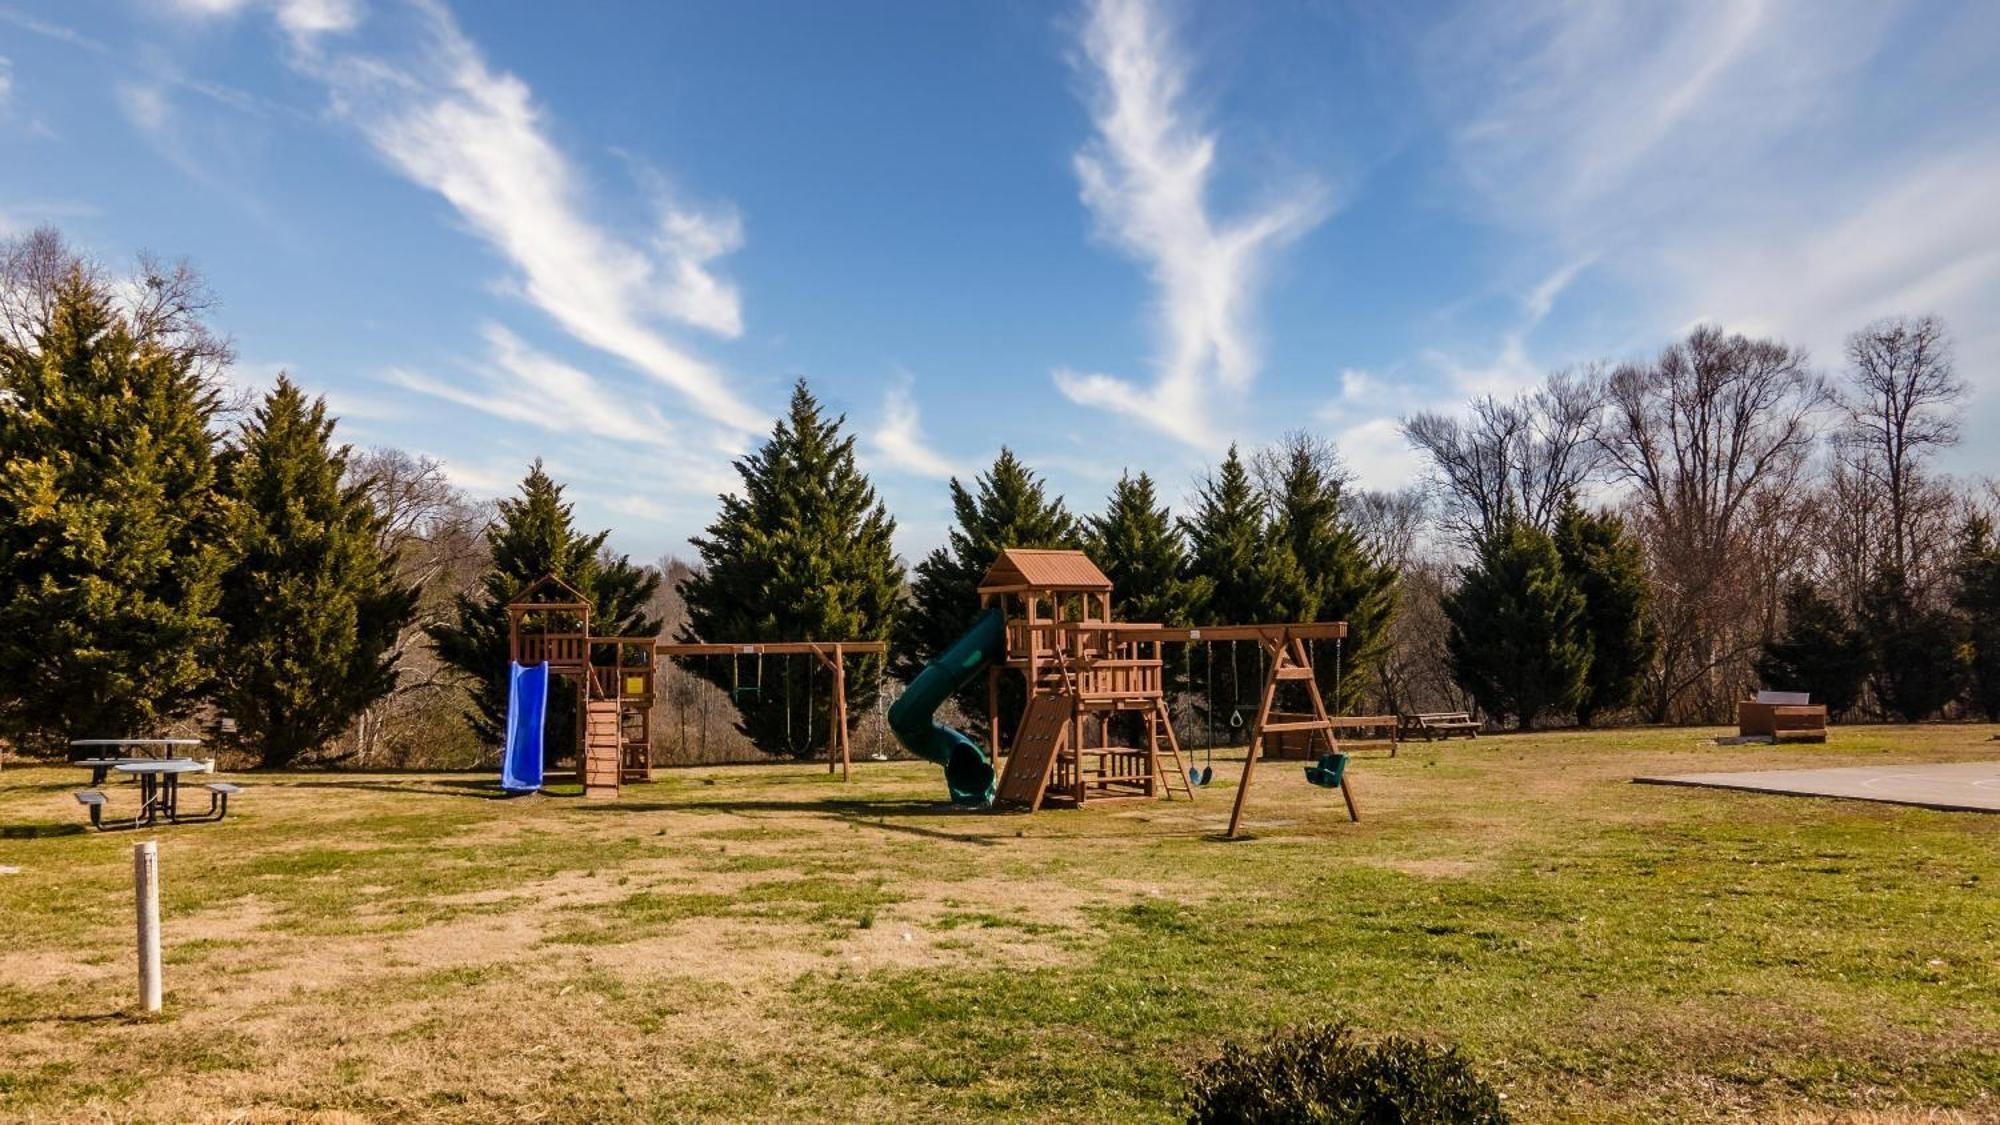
[506,573,592,611]
[977,548,1112,594]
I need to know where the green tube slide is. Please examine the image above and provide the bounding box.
[889,606,1005,807]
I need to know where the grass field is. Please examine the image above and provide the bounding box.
[2,726,1996,1123]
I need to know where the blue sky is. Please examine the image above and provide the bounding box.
[4,0,1997,561]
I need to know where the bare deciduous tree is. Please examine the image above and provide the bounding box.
[1601,325,1829,720]
[1839,315,1964,578]
[1,227,236,385]
[341,448,493,765]
[1402,368,1604,545]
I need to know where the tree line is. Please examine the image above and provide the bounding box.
[3,226,1993,769]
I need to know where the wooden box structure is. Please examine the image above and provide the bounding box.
[1738,691,1828,742]
[505,575,657,799]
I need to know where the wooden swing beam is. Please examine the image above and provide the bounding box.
[653,640,887,780]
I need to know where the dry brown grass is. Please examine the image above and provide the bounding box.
[2,723,1996,1122]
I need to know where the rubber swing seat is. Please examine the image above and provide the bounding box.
[1304,752,1349,789]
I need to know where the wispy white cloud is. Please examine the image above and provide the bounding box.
[269,0,764,434]
[1055,0,1330,447]
[1423,257,1593,397]
[390,323,676,449]
[0,56,12,111]
[1333,416,1426,493]
[1421,0,2000,380]
[869,372,961,479]
[114,82,170,133]
[166,0,362,45]
[0,8,110,53]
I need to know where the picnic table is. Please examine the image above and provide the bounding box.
[1400,712,1481,741]
[69,738,207,784]
[69,741,240,830]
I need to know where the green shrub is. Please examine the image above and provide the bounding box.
[1185,1022,1509,1124]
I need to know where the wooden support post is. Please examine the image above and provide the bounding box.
[134,840,161,1014]
[1225,634,1286,839]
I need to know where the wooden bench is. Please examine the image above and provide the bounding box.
[1401,712,1480,740]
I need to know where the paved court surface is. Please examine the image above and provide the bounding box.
[1636,761,2000,813]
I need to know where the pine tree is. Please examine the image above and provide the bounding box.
[1086,472,1205,626]
[1554,500,1657,726]
[1444,516,1591,729]
[1181,445,1286,727]
[1952,517,2000,720]
[214,377,419,767]
[1756,579,1870,719]
[0,267,227,749]
[680,381,903,757]
[1861,566,1964,721]
[428,462,660,756]
[1261,439,1398,713]
[1182,446,1274,627]
[893,448,1080,725]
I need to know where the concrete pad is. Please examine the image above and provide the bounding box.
[1635,761,2000,813]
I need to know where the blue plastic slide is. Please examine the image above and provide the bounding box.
[888,606,1006,806]
[501,660,549,792]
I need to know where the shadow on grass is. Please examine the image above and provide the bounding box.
[616,795,1028,845]
[0,1010,135,1028]
[1,822,86,839]
[275,778,518,802]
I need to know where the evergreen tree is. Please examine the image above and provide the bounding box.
[1861,566,1964,721]
[1755,579,1870,719]
[1181,445,1285,728]
[893,448,1080,727]
[1953,517,2000,720]
[214,377,419,767]
[0,268,226,749]
[1261,439,1398,713]
[1554,500,1657,726]
[1182,445,1274,626]
[428,462,660,757]
[1444,516,1591,729]
[680,381,903,758]
[1086,472,1205,626]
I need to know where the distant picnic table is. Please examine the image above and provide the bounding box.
[69,738,239,830]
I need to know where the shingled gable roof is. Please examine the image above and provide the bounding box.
[976,548,1112,594]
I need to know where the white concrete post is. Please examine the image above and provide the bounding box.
[134,840,161,1014]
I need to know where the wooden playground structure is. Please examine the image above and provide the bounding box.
[976,549,1354,836]
[505,576,660,799]
[504,552,1366,834]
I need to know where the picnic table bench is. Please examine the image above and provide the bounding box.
[1401,711,1481,740]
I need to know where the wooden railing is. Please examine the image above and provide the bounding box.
[516,633,589,666]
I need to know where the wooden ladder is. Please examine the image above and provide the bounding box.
[1146,703,1196,802]
[582,701,622,800]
